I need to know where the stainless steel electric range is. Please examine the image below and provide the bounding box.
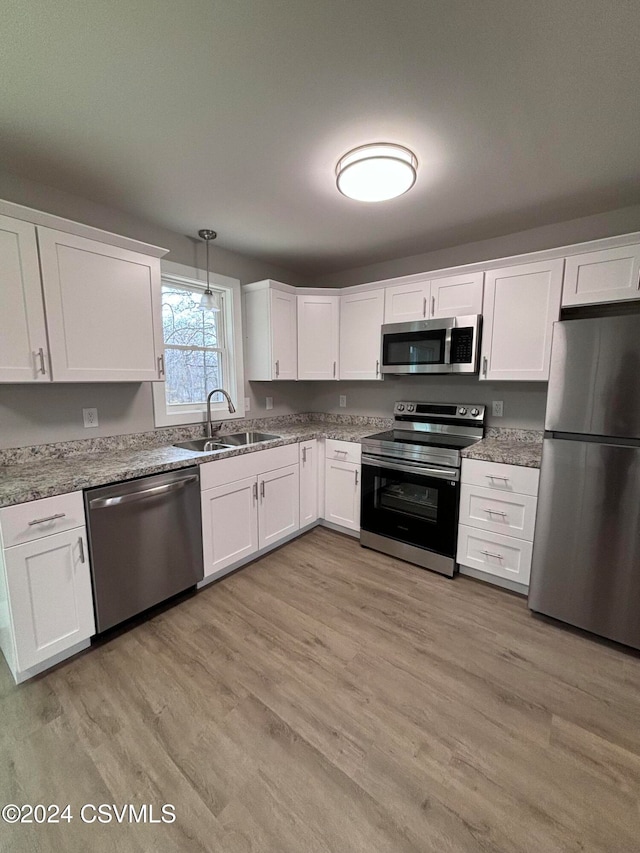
[360,401,486,577]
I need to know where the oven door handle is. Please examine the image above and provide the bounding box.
[361,454,459,482]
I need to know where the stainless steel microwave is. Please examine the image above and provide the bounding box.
[380,315,481,375]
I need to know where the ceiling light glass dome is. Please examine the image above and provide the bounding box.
[336,143,418,202]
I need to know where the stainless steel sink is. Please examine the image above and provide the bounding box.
[173,432,280,453]
[173,438,233,452]
[220,431,280,445]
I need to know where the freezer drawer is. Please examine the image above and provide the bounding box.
[529,438,640,648]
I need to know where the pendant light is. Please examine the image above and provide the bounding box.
[198,228,220,311]
[336,143,418,202]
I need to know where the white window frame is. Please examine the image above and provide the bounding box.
[152,260,245,427]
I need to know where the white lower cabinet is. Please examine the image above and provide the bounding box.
[324,458,361,532]
[299,440,319,526]
[200,444,300,581]
[0,492,95,682]
[457,459,539,591]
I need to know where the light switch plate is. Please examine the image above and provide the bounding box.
[244,397,250,411]
[83,407,99,428]
[339,395,347,408]
[492,400,504,417]
[265,396,273,410]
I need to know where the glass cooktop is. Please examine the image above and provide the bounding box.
[362,429,480,451]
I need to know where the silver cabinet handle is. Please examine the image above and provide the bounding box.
[480,549,504,560]
[422,296,427,317]
[302,446,307,463]
[260,480,265,499]
[275,359,280,378]
[157,354,165,377]
[431,295,435,317]
[355,469,359,486]
[485,474,510,482]
[335,450,348,457]
[34,347,47,375]
[90,476,198,508]
[253,482,258,501]
[482,356,488,377]
[78,536,86,563]
[375,359,380,378]
[28,512,66,526]
[333,361,336,378]
[484,508,507,517]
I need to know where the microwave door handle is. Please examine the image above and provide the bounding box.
[443,323,453,367]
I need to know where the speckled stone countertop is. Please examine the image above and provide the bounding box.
[461,427,544,469]
[0,414,391,508]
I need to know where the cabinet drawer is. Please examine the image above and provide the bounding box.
[461,458,539,496]
[325,439,361,465]
[459,484,537,541]
[457,525,532,586]
[200,443,298,489]
[0,492,85,547]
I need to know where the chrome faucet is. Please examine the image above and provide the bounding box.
[206,388,236,437]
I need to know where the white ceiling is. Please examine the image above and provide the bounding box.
[2,0,640,275]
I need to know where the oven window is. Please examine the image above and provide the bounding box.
[376,477,439,521]
[383,329,446,365]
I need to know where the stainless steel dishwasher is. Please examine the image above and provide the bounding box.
[85,467,203,632]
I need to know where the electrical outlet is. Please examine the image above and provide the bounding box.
[83,407,99,428]
[492,400,504,417]
[339,395,347,408]
[244,397,250,411]
[265,396,273,410]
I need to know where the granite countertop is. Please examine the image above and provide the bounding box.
[461,430,544,469]
[0,421,379,509]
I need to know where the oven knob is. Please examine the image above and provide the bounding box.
[471,408,480,417]
[458,407,467,416]
[406,404,415,412]
[397,403,405,412]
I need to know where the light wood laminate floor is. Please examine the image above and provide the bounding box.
[2,527,640,852]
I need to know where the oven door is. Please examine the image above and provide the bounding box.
[381,320,452,374]
[361,455,460,557]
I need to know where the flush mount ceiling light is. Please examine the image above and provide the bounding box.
[336,143,418,202]
[197,229,220,311]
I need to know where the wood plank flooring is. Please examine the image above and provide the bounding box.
[2,527,640,852]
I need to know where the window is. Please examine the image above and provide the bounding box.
[152,261,244,427]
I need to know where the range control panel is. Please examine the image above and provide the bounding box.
[394,401,485,421]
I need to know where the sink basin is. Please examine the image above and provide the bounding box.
[220,431,280,445]
[173,438,233,452]
[173,432,280,453]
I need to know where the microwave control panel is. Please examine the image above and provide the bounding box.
[450,327,474,363]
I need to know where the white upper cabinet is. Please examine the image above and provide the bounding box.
[480,259,563,382]
[244,281,297,380]
[38,228,164,382]
[0,215,49,383]
[430,271,483,318]
[384,280,430,323]
[297,293,339,380]
[562,245,640,307]
[339,289,385,380]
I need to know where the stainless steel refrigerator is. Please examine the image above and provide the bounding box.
[529,313,640,649]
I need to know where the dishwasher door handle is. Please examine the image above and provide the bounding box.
[89,475,199,509]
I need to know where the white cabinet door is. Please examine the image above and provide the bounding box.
[457,525,533,586]
[297,294,339,379]
[324,459,360,531]
[339,289,385,380]
[384,281,429,323]
[481,259,563,382]
[37,227,163,382]
[271,289,297,380]
[299,440,319,526]
[4,528,95,672]
[0,215,50,383]
[562,245,640,307]
[258,464,300,549]
[201,476,259,579]
[430,272,483,318]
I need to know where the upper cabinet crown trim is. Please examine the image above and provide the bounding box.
[0,199,168,259]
